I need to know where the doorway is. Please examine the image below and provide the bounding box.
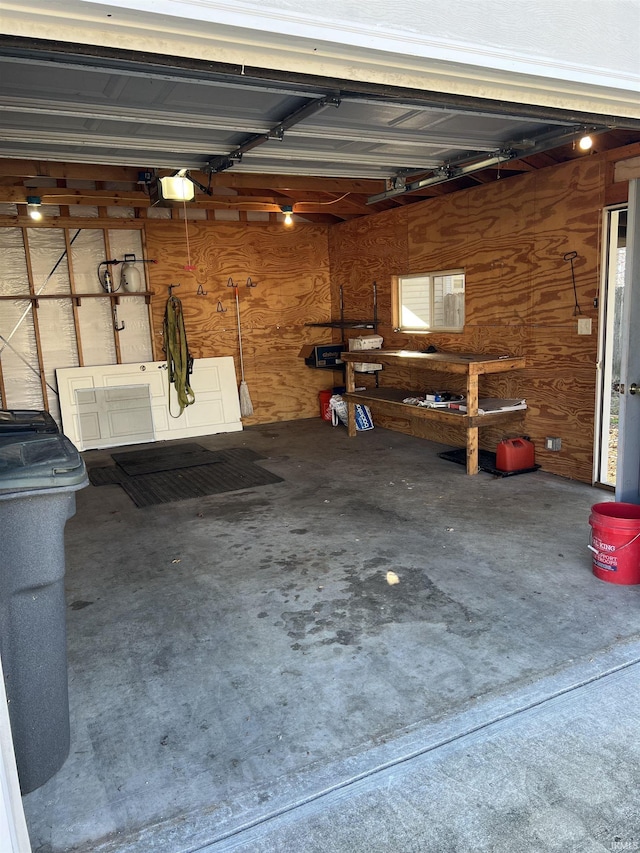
[595,206,627,487]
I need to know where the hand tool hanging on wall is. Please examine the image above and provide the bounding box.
[563,251,583,315]
[228,277,253,417]
[163,284,195,417]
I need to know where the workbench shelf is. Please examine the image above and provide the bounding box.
[341,350,526,475]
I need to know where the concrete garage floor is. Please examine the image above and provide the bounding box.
[21,419,640,852]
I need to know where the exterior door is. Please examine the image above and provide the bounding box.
[596,207,626,487]
[616,179,640,503]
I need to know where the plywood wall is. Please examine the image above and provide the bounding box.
[329,156,606,482]
[145,219,337,425]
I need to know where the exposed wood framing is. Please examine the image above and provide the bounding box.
[64,228,84,367]
[102,229,123,364]
[21,228,50,411]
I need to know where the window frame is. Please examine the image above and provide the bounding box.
[393,268,466,334]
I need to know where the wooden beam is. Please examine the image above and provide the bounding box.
[0,159,386,195]
[201,171,384,195]
[274,188,372,215]
[64,229,84,367]
[605,140,640,163]
[0,160,140,182]
[614,155,640,183]
[0,186,147,205]
[21,229,50,411]
[0,186,372,214]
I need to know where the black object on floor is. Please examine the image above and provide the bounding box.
[111,442,219,476]
[88,445,282,505]
[438,447,541,477]
[88,467,124,487]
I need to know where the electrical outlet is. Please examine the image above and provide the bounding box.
[545,437,562,451]
[578,318,592,335]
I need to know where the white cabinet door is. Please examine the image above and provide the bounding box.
[57,357,242,450]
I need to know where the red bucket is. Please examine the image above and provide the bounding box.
[589,502,640,585]
[318,389,333,421]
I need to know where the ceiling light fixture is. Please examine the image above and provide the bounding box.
[26,195,43,220]
[578,134,593,151]
[159,172,195,201]
[280,205,294,226]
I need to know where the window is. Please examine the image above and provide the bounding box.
[394,269,465,332]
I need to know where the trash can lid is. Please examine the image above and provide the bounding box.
[0,409,59,433]
[0,432,87,495]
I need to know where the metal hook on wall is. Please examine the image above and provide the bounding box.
[196,284,208,296]
[216,300,227,313]
[168,283,181,297]
[563,251,582,315]
[246,276,257,288]
[227,277,236,288]
[112,303,125,332]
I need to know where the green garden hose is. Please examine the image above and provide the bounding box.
[163,294,195,417]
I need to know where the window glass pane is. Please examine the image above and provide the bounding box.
[397,270,464,331]
[400,275,431,329]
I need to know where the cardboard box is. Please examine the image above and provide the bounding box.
[348,334,383,372]
[299,343,344,368]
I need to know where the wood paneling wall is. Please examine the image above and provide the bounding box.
[329,156,607,483]
[145,219,336,425]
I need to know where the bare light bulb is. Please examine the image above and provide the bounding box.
[578,135,593,151]
[284,211,293,226]
[26,196,43,220]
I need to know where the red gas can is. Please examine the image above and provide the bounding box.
[496,437,535,472]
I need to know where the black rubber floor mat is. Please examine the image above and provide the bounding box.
[88,466,124,486]
[110,444,265,476]
[111,443,219,476]
[117,460,283,507]
[438,447,540,477]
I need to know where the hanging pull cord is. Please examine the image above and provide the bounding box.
[163,295,195,417]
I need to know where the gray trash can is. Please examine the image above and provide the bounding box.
[0,430,88,793]
[0,409,59,434]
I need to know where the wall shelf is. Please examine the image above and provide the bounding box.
[305,282,378,330]
[0,291,154,306]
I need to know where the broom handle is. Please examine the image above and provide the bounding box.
[235,286,246,382]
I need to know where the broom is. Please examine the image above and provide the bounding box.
[234,285,253,416]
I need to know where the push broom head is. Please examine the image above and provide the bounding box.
[239,379,253,417]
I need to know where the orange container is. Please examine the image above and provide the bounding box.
[318,389,333,421]
[589,502,640,585]
[496,437,535,472]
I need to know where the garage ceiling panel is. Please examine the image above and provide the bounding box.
[0,51,582,180]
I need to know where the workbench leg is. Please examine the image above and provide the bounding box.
[466,426,479,475]
[345,361,356,437]
[466,373,479,474]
